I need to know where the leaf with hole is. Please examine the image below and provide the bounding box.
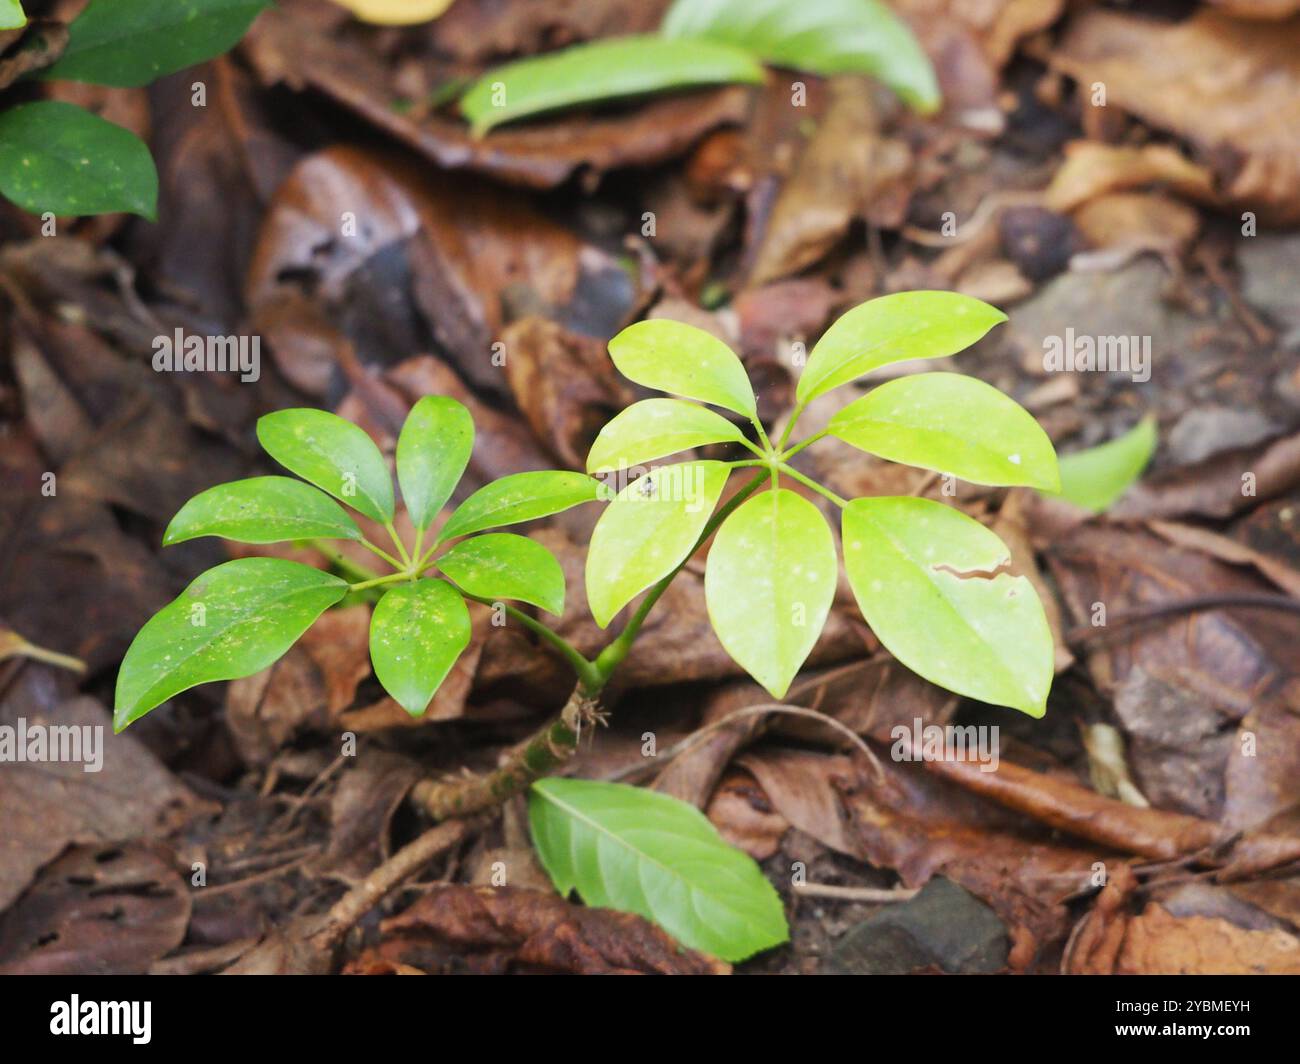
[163,476,363,546]
[661,0,939,113]
[438,470,602,543]
[369,579,471,716]
[114,558,348,731]
[529,777,788,962]
[842,496,1052,716]
[460,35,764,135]
[1055,415,1157,513]
[829,373,1059,490]
[586,399,744,474]
[397,395,473,531]
[705,488,836,698]
[608,319,757,418]
[796,291,1006,406]
[586,461,730,628]
[256,408,394,524]
[437,533,565,616]
[0,101,157,219]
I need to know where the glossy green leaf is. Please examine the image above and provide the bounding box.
[256,408,394,524]
[0,1,26,31]
[842,497,1052,717]
[586,461,730,628]
[662,0,939,113]
[529,778,788,962]
[397,395,473,531]
[0,102,157,219]
[608,319,757,418]
[586,398,744,474]
[796,292,1006,406]
[163,476,363,546]
[43,0,269,87]
[114,558,348,731]
[460,35,764,135]
[438,470,601,543]
[828,373,1059,490]
[369,579,471,716]
[1056,416,1157,513]
[704,488,836,698]
[436,533,565,616]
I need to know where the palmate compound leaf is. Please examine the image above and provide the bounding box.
[369,579,470,717]
[114,558,348,731]
[396,395,474,531]
[437,470,602,544]
[256,408,394,524]
[162,476,363,546]
[436,533,565,616]
[608,319,757,419]
[586,461,731,628]
[586,399,744,474]
[704,488,836,699]
[1055,415,1157,513]
[842,497,1053,717]
[661,0,940,114]
[459,35,765,135]
[529,778,789,962]
[796,292,1007,407]
[42,0,270,88]
[828,373,1060,491]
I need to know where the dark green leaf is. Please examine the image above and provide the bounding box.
[369,579,471,716]
[163,476,363,546]
[438,470,601,543]
[397,395,474,531]
[436,533,565,616]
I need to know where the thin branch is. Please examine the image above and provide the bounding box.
[460,592,600,691]
[779,463,847,508]
[792,882,919,903]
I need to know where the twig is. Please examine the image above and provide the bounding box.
[1065,593,1300,646]
[792,882,919,903]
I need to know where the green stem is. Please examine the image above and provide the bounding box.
[313,541,382,583]
[461,593,600,691]
[780,430,826,462]
[385,521,413,568]
[751,416,773,455]
[779,463,847,507]
[349,572,411,593]
[737,436,767,460]
[777,402,805,451]
[357,538,406,571]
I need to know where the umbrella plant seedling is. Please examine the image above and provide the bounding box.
[116,290,1061,962]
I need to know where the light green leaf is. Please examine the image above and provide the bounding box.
[438,470,601,543]
[460,35,764,135]
[529,778,788,962]
[797,292,1006,406]
[43,0,269,88]
[586,461,730,628]
[436,533,565,616]
[1056,416,1157,513]
[397,395,473,531]
[0,102,157,219]
[586,398,744,474]
[256,408,394,524]
[842,497,1053,717]
[369,579,470,716]
[114,558,348,731]
[163,476,363,546]
[608,319,757,418]
[0,1,26,31]
[704,488,836,698]
[828,373,1059,490]
[662,0,939,113]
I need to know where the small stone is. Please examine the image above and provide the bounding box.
[1167,405,1276,465]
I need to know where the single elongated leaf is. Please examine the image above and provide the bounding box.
[796,292,1006,406]
[438,470,601,543]
[460,35,764,135]
[704,488,835,698]
[436,533,565,616]
[0,102,157,219]
[529,778,788,962]
[43,0,269,87]
[662,0,939,113]
[829,373,1059,490]
[114,558,348,731]
[586,399,744,474]
[608,319,757,418]
[0,1,26,31]
[842,497,1052,716]
[397,395,473,531]
[329,0,454,25]
[1056,416,1157,513]
[163,476,363,546]
[369,579,470,716]
[586,461,730,628]
[256,408,394,524]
